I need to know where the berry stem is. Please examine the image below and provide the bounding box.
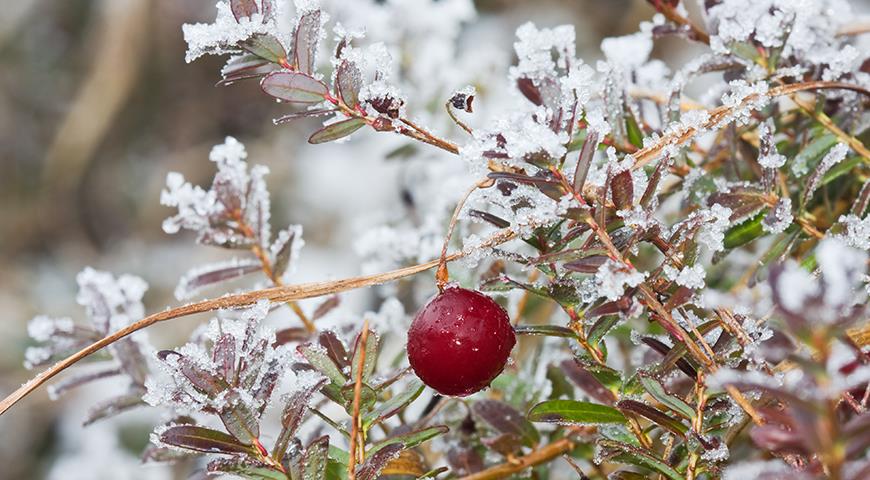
[436,178,494,291]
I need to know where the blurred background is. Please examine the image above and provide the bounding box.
[0,0,803,477]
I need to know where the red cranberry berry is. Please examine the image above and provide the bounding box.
[407,287,516,396]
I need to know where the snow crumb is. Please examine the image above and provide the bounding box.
[762,197,793,234]
[838,213,870,250]
[595,260,645,301]
[663,264,706,290]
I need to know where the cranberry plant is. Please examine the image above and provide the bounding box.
[6,0,870,479]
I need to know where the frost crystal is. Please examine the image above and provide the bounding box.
[595,260,645,301]
[663,264,706,290]
[838,213,870,250]
[601,32,653,69]
[756,120,786,169]
[161,137,272,249]
[697,204,733,253]
[145,300,288,415]
[762,197,793,234]
[182,0,293,63]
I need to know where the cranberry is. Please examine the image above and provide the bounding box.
[407,287,516,396]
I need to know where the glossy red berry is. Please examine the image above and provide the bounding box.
[407,287,516,396]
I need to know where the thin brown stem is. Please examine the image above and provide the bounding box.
[347,319,370,480]
[0,229,517,417]
[458,437,575,480]
[436,178,494,291]
[631,81,870,171]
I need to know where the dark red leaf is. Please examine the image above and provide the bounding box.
[293,10,321,74]
[261,71,328,103]
[560,359,617,405]
[160,425,255,455]
[231,0,259,22]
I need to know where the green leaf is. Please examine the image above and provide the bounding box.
[219,398,261,445]
[513,325,578,339]
[350,328,379,384]
[309,118,366,144]
[261,71,329,103]
[473,400,541,448]
[340,383,377,413]
[158,425,255,455]
[363,379,425,428]
[209,459,288,480]
[298,343,347,386]
[527,400,626,425]
[241,33,287,64]
[302,436,330,480]
[625,112,644,149]
[638,374,695,420]
[822,155,862,185]
[368,425,448,456]
[793,132,838,177]
[597,440,682,480]
[723,210,767,249]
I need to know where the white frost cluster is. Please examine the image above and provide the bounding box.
[594,259,645,302]
[696,204,733,253]
[774,237,868,321]
[144,300,288,413]
[762,197,793,234]
[663,264,706,290]
[183,0,296,63]
[161,137,272,248]
[837,213,870,250]
[756,120,786,169]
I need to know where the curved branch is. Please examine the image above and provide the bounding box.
[631,81,870,170]
[0,229,516,416]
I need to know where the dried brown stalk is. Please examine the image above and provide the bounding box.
[631,81,870,171]
[347,319,370,479]
[0,229,516,416]
[458,437,575,480]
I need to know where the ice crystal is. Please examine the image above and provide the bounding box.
[595,260,645,301]
[663,264,706,290]
[762,197,793,234]
[161,137,272,249]
[838,213,870,249]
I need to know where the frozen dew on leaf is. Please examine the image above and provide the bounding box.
[161,137,272,249]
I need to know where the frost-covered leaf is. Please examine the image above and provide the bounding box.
[241,33,287,64]
[355,443,403,480]
[208,458,287,479]
[350,327,379,383]
[298,342,347,386]
[560,359,617,405]
[274,108,337,124]
[175,258,261,300]
[273,375,328,460]
[528,399,626,425]
[363,378,424,427]
[261,71,329,103]
[301,435,330,480]
[473,400,540,447]
[513,325,577,338]
[293,9,321,75]
[83,393,145,426]
[308,118,366,144]
[596,440,682,480]
[159,425,255,455]
[335,59,362,108]
[638,373,695,420]
[270,225,304,279]
[616,400,689,437]
[368,425,448,456]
